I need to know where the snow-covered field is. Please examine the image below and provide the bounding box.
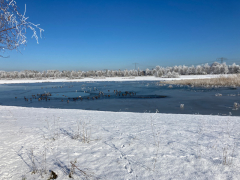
[0,74,226,84]
[1,106,240,179]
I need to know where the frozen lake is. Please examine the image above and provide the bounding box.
[0,81,239,116]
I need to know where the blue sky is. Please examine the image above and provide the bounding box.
[1,0,240,71]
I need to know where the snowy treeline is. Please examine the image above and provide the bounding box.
[0,69,140,79]
[0,62,239,79]
[148,62,239,78]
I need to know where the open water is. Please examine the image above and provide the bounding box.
[0,81,240,116]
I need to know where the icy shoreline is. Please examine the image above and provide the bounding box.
[1,105,240,179]
[0,74,225,84]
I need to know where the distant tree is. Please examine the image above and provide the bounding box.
[96,70,102,77]
[81,71,86,77]
[145,68,150,76]
[0,0,43,57]
[210,62,220,74]
[195,65,203,74]
[106,70,112,77]
[132,70,138,76]
[154,65,164,77]
[117,69,123,77]
[111,70,117,77]
[181,65,188,75]
[186,65,194,75]
[154,66,160,77]
[202,63,210,74]
[229,63,240,74]
[219,63,229,74]
[124,69,129,76]
[172,65,179,73]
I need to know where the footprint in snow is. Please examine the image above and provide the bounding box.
[124,165,133,173]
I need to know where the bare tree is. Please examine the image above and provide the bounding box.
[0,0,43,57]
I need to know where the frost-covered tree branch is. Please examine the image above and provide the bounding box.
[0,0,44,56]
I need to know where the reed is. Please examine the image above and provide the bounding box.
[161,74,240,87]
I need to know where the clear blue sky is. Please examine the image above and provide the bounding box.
[1,0,240,71]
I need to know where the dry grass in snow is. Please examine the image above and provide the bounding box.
[161,74,240,87]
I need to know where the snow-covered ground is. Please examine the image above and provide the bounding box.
[0,74,226,84]
[1,105,240,179]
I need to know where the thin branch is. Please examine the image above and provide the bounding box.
[0,54,9,58]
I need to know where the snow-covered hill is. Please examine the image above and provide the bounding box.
[1,105,239,179]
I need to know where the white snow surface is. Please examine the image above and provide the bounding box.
[1,105,240,179]
[0,74,226,84]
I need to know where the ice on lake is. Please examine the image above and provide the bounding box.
[0,81,239,116]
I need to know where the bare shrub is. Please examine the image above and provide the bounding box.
[43,117,60,141]
[73,120,92,143]
[69,160,95,179]
[27,146,51,178]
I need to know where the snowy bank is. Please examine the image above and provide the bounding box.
[1,105,240,179]
[0,74,226,84]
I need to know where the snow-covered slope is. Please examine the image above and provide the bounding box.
[0,106,239,179]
